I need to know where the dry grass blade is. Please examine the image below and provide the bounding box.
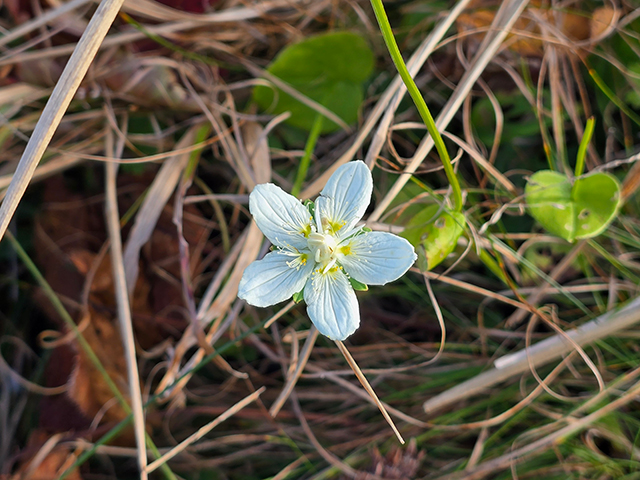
[122,125,202,293]
[424,296,640,414]
[104,129,148,478]
[270,326,319,417]
[0,0,93,48]
[505,240,587,329]
[0,0,127,242]
[446,377,640,480]
[335,341,405,444]
[145,387,265,473]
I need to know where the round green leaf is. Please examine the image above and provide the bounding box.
[572,172,622,239]
[252,32,374,133]
[525,170,574,241]
[525,170,621,242]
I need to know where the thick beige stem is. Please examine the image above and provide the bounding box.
[0,0,126,242]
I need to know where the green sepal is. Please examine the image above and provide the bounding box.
[303,199,315,217]
[349,277,368,291]
[361,226,372,232]
[292,289,305,303]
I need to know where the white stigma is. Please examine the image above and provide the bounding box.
[307,232,338,266]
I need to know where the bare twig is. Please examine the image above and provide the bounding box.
[423,296,640,414]
[0,0,128,242]
[145,388,265,473]
[335,340,405,444]
[104,124,148,478]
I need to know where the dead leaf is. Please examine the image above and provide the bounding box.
[457,0,595,57]
[11,431,82,480]
[67,311,131,427]
[590,6,616,40]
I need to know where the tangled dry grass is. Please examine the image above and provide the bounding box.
[2,0,640,479]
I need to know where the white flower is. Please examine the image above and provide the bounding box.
[238,161,417,340]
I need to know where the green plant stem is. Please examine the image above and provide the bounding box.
[291,112,324,198]
[6,231,177,480]
[575,116,595,178]
[369,0,463,212]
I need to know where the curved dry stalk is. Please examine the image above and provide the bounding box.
[505,240,586,328]
[122,125,201,293]
[289,391,361,479]
[423,295,640,414]
[443,376,640,480]
[0,0,127,243]
[368,0,531,223]
[0,0,94,48]
[441,131,517,195]
[270,326,319,417]
[145,387,265,473]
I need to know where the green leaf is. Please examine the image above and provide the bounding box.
[348,277,368,291]
[401,205,466,270]
[525,170,622,242]
[252,32,374,133]
[292,289,304,303]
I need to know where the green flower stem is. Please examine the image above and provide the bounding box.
[291,111,324,198]
[575,116,594,178]
[6,231,177,480]
[369,0,463,212]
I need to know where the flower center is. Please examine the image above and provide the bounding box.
[307,232,338,266]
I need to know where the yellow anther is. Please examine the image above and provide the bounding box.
[300,224,312,238]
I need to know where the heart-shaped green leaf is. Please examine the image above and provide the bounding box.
[401,205,466,270]
[252,32,374,133]
[525,170,621,242]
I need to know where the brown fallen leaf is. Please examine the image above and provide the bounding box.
[457,0,601,57]
[67,310,132,427]
[10,430,82,480]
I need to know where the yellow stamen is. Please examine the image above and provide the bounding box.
[300,224,312,238]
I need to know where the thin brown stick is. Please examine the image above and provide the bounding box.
[104,123,148,478]
[270,326,319,417]
[334,340,404,444]
[145,387,265,473]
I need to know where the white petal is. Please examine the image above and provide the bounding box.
[315,161,372,237]
[250,183,312,250]
[337,232,416,285]
[304,268,360,340]
[238,251,314,308]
